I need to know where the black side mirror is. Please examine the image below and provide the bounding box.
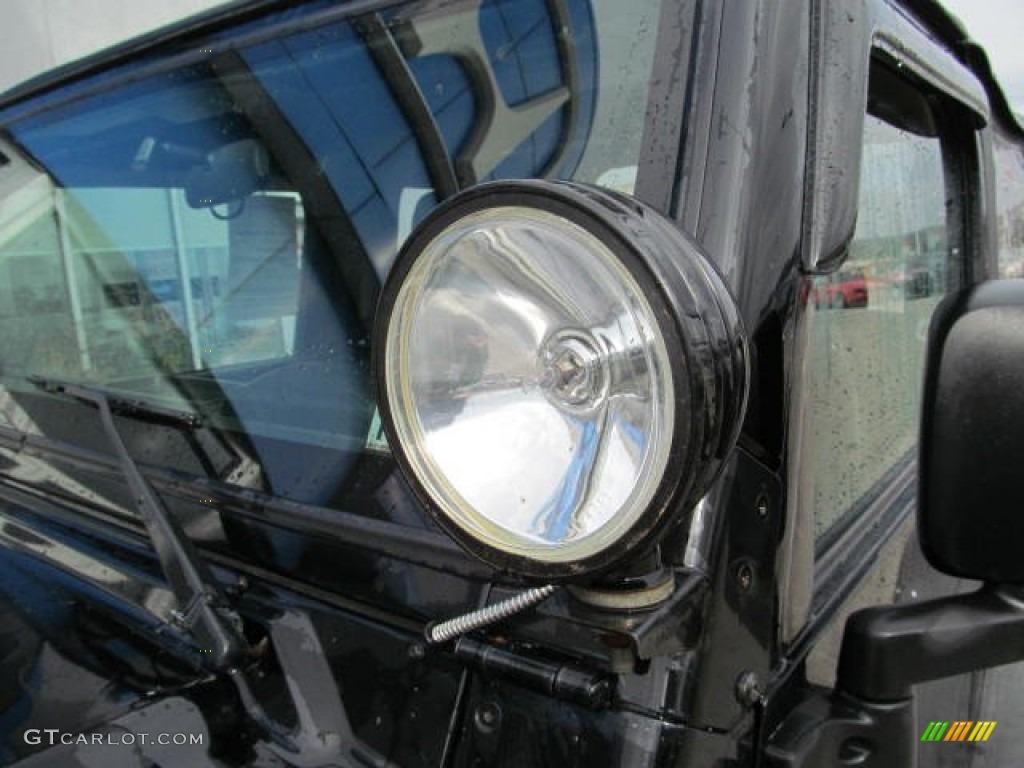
[919,280,1024,583]
[769,282,1024,767]
[836,280,1024,704]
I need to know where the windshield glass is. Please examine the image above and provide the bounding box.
[0,0,671,516]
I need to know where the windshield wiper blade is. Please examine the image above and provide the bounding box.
[30,375,201,427]
[31,377,400,766]
[30,376,247,669]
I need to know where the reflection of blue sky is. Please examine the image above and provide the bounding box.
[424,389,646,545]
[530,416,601,541]
[528,405,648,542]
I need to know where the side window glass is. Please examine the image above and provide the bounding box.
[994,132,1024,278]
[802,64,962,544]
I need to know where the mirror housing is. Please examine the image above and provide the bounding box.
[919,280,1024,583]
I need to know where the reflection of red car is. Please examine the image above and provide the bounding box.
[810,269,869,309]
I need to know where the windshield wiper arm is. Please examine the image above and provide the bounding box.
[31,377,400,766]
[30,376,247,669]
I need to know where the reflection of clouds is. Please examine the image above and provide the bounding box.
[425,390,572,539]
[943,0,1024,112]
[0,1,235,94]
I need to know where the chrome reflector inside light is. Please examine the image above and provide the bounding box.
[377,181,748,578]
[387,206,673,564]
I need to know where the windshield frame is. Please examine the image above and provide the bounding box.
[0,0,690,208]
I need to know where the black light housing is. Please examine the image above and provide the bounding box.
[374,180,748,579]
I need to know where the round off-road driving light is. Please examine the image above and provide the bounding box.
[376,181,748,579]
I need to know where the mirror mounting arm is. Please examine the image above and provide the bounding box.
[765,586,1024,768]
[763,693,915,768]
[835,585,1024,701]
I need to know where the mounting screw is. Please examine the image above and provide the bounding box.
[756,495,769,519]
[735,671,765,708]
[408,643,426,660]
[474,701,502,734]
[736,563,755,593]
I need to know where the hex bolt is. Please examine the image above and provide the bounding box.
[474,701,502,734]
[735,671,765,709]
[756,495,769,519]
[737,563,754,593]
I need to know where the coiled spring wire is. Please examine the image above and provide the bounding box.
[425,585,558,644]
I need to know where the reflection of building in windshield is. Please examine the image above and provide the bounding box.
[0,0,667,508]
[0,176,302,388]
[242,0,601,277]
[413,303,491,429]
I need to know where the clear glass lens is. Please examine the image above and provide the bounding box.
[386,208,674,563]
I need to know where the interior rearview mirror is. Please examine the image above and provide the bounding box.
[185,138,269,209]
